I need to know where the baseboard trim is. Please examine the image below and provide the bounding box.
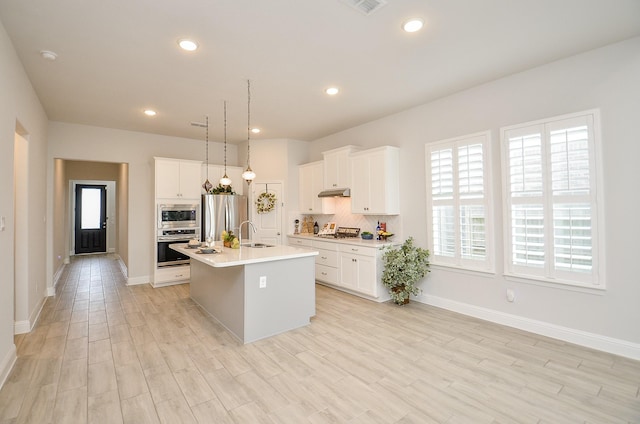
[14,294,47,335]
[416,293,640,361]
[127,275,150,286]
[0,344,17,390]
[113,256,147,286]
[14,320,30,334]
[114,254,127,278]
[49,262,67,296]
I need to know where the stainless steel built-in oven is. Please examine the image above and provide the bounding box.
[158,203,200,230]
[157,228,198,267]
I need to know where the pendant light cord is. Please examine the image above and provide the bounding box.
[247,79,251,168]
[205,115,209,179]
[223,102,227,173]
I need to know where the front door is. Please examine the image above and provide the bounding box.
[251,182,283,245]
[75,184,107,254]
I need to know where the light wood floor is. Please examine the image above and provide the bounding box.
[1,254,638,424]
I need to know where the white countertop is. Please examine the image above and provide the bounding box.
[171,242,318,268]
[287,233,399,248]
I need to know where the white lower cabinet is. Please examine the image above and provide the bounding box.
[339,245,378,297]
[313,240,339,285]
[153,265,190,288]
[288,236,390,301]
[288,237,313,249]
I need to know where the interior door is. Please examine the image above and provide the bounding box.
[75,184,107,254]
[251,182,283,245]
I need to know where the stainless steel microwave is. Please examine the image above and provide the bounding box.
[157,203,200,229]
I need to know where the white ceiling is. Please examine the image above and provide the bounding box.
[1,0,639,143]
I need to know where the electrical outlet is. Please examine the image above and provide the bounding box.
[0,216,5,231]
[506,288,515,302]
[259,276,267,288]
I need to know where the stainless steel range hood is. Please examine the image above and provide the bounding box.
[318,188,350,198]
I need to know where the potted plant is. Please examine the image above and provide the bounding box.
[221,230,239,248]
[380,237,430,305]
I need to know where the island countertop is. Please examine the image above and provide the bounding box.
[170,242,318,268]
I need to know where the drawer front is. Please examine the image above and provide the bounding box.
[315,249,338,267]
[312,240,338,251]
[315,264,338,284]
[288,237,313,248]
[155,266,190,283]
[338,244,377,257]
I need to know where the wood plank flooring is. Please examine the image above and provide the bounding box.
[0,254,638,423]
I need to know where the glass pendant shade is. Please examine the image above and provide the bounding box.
[242,167,256,184]
[220,174,232,187]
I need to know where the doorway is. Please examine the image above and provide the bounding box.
[74,184,107,254]
[250,181,284,245]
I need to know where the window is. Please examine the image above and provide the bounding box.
[426,131,493,271]
[501,110,602,287]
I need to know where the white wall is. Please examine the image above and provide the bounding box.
[47,122,239,284]
[0,20,49,384]
[308,37,640,355]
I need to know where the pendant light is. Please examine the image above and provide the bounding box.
[219,101,232,187]
[201,115,213,193]
[242,79,256,184]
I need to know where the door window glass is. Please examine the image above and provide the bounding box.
[81,187,101,229]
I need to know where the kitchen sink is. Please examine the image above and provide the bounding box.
[241,242,274,248]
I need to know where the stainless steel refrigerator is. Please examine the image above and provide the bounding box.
[201,194,248,242]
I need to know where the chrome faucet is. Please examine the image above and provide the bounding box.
[238,220,257,245]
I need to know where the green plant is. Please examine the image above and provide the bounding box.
[380,237,430,305]
[211,184,235,194]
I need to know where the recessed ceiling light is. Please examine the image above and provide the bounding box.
[143,109,157,117]
[251,128,261,134]
[178,39,199,51]
[402,18,424,33]
[325,87,339,96]
[40,50,58,61]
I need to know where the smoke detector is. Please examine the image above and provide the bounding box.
[340,0,387,15]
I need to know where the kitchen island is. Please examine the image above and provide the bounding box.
[170,243,318,344]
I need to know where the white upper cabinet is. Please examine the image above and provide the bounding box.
[350,146,400,215]
[299,161,335,214]
[323,145,359,189]
[201,164,244,195]
[155,158,202,200]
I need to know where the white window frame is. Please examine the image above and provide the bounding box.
[500,109,605,289]
[425,131,494,273]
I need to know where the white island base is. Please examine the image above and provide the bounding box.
[172,243,317,344]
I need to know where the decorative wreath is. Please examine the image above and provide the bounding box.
[256,192,277,214]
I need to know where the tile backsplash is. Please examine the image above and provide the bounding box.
[289,198,402,239]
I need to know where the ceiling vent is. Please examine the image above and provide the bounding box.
[340,0,388,15]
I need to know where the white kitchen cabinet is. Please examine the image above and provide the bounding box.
[201,164,244,195]
[323,145,359,189]
[299,161,335,214]
[287,234,394,302]
[339,245,378,297]
[155,158,202,200]
[350,146,400,215]
[288,236,313,249]
[153,265,190,288]
[313,240,339,285]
